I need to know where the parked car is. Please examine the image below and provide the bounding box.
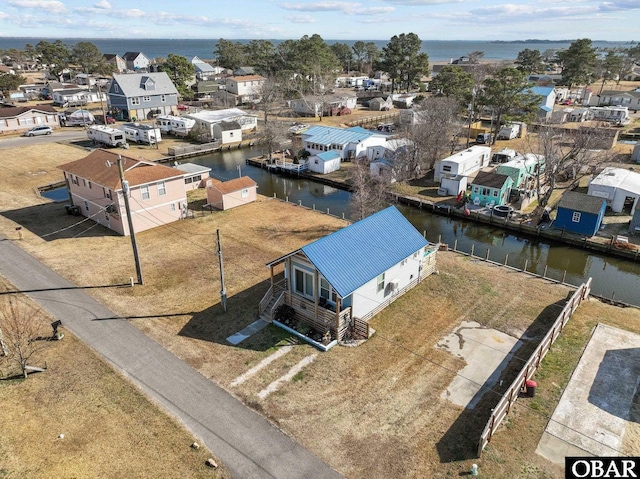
[95,115,116,125]
[476,133,493,144]
[23,126,53,137]
[177,104,189,111]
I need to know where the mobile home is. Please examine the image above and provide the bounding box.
[434,146,491,182]
[87,125,127,148]
[155,115,195,137]
[122,123,162,144]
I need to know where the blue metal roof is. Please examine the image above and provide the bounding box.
[301,206,429,298]
[302,125,374,146]
[317,151,340,162]
[530,86,554,97]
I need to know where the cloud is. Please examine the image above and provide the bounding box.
[280,2,394,15]
[285,14,316,23]
[598,1,640,11]
[383,0,462,4]
[94,0,111,9]
[7,0,67,14]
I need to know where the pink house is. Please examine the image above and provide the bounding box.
[206,176,257,210]
[58,149,187,236]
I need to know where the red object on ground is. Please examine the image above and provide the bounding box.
[463,208,470,216]
[525,380,537,397]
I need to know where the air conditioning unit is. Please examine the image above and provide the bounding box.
[389,280,400,292]
[437,187,448,196]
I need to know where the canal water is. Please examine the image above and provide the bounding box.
[43,146,640,306]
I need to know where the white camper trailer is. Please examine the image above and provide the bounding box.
[497,124,520,140]
[434,146,491,182]
[122,123,162,145]
[155,115,195,137]
[87,125,127,148]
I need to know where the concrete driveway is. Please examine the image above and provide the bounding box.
[0,235,342,479]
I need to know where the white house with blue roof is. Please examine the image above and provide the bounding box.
[529,86,557,121]
[259,206,438,343]
[301,125,387,162]
[308,150,341,174]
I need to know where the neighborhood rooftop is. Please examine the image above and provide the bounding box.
[58,149,184,190]
[186,108,253,122]
[302,125,378,146]
[558,191,606,215]
[299,206,428,298]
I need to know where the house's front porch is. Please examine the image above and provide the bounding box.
[258,278,357,342]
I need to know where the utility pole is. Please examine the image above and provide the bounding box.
[217,229,227,312]
[117,155,144,285]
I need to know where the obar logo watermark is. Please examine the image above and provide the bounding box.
[566,457,640,478]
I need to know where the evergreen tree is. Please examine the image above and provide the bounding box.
[556,39,598,87]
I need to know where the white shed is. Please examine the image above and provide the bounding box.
[308,151,341,174]
[434,146,491,182]
[588,167,640,214]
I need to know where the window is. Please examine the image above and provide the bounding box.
[492,190,498,197]
[114,84,119,93]
[157,181,166,196]
[141,185,150,200]
[131,97,140,105]
[572,211,582,223]
[442,165,452,172]
[482,187,490,196]
[170,203,176,211]
[143,96,151,102]
[294,268,314,298]
[161,94,166,102]
[241,188,249,198]
[84,200,89,211]
[401,258,408,266]
[377,273,385,293]
[88,181,92,189]
[473,186,479,193]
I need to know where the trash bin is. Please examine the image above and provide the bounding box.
[526,380,537,397]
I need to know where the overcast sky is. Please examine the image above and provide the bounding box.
[0,0,638,41]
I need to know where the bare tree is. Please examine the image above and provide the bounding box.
[407,97,463,172]
[0,295,50,378]
[256,76,287,161]
[525,124,618,207]
[349,160,389,220]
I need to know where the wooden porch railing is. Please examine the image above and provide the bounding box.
[284,291,351,337]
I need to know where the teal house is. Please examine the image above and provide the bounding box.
[470,171,513,207]
[496,154,545,190]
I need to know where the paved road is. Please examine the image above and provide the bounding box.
[0,235,342,479]
[0,128,86,149]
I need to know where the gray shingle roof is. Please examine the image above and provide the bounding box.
[558,191,606,215]
[112,72,178,97]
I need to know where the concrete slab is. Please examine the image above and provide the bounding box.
[537,323,640,463]
[227,318,269,345]
[437,320,522,408]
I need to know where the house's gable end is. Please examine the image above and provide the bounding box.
[301,206,428,298]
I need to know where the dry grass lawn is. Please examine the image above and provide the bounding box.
[2,133,640,478]
[0,281,228,479]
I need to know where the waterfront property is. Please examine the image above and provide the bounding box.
[103,53,126,73]
[496,154,545,190]
[52,87,107,107]
[259,206,437,342]
[367,138,414,182]
[470,171,514,208]
[0,105,59,135]
[588,167,640,214]
[308,151,341,174]
[434,146,491,182]
[58,149,187,236]
[300,125,387,161]
[172,163,211,191]
[107,72,179,121]
[529,86,556,121]
[554,191,606,237]
[206,176,257,210]
[185,108,258,142]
